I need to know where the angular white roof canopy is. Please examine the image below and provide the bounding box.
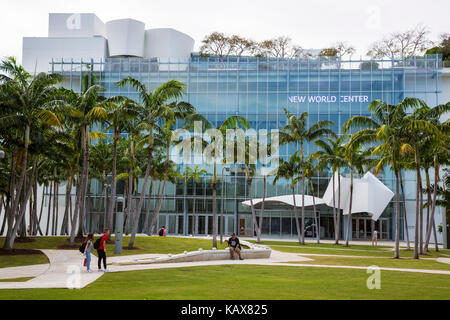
[242,195,326,209]
[242,172,394,222]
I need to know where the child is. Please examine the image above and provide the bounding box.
[84,233,94,273]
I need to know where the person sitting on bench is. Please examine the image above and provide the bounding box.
[228,233,244,260]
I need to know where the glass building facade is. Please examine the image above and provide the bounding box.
[51,54,443,240]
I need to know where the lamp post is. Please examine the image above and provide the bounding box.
[220,166,230,244]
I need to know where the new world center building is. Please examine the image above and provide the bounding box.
[23,13,446,243]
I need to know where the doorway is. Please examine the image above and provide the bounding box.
[239,219,246,236]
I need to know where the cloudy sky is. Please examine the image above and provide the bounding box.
[1,0,449,62]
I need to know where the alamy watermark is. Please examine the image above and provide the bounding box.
[171,122,280,174]
[66,265,81,289]
[366,265,381,290]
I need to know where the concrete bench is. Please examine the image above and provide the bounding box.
[111,240,271,266]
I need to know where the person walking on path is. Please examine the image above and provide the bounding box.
[96,228,110,272]
[84,233,94,273]
[372,229,378,246]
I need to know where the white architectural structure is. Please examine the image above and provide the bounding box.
[322,172,394,221]
[242,195,326,209]
[22,13,195,73]
[243,172,394,222]
[106,19,145,58]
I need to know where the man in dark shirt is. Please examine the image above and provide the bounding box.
[228,233,244,260]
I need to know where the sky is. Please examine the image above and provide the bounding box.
[0,0,449,62]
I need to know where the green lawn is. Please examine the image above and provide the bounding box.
[252,240,450,258]
[0,236,227,258]
[286,255,450,271]
[0,265,449,300]
[0,277,34,282]
[0,253,49,269]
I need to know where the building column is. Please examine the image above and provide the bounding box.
[342,215,352,241]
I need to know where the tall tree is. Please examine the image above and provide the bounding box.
[280,109,334,244]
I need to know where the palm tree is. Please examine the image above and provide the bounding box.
[146,126,182,239]
[0,57,65,249]
[185,166,207,236]
[344,98,441,258]
[407,103,449,253]
[270,154,302,244]
[116,77,194,241]
[311,135,347,244]
[279,109,335,244]
[342,143,374,247]
[93,97,141,232]
[303,157,321,243]
[59,85,108,246]
[401,106,440,259]
[195,115,249,248]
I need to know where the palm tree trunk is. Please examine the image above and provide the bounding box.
[246,167,259,241]
[300,142,305,245]
[192,183,196,237]
[212,162,217,248]
[394,170,401,259]
[106,129,119,231]
[292,185,302,244]
[310,179,320,244]
[95,183,105,234]
[337,169,342,243]
[69,173,82,245]
[142,180,154,235]
[134,124,154,236]
[7,157,37,249]
[80,124,91,236]
[419,171,424,255]
[9,124,30,234]
[131,144,165,248]
[425,160,439,252]
[257,174,266,243]
[399,171,411,250]
[37,185,45,235]
[125,174,133,232]
[3,154,16,248]
[147,162,169,238]
[332,171,338,244]
[45,182,52,236]
[60,179,72,235]
[413,147,421,259]
[345,170,353,247]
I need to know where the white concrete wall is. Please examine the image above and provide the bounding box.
[106,19,145,58]
[48,13,106,38]
[22,37,108,74]
[144,28,194,60]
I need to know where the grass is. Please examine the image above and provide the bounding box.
[286,255,450,271]
[0,277,34,282]
[251,240,450,258]
[0,265,449,300]
[0,236,227,258]
[0,253,49,269]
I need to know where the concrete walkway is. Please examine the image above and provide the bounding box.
[1,248,449,290]
[0,250,103,289]
[0,264,49,280]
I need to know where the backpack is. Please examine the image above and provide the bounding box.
[158,228,164,236]
[93,237,102,249]
[79,242,86,254]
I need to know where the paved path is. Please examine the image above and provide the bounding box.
[1,249,449,290]
[437,258,450,265]
[0,250,103,289]
[0,264,49,280]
